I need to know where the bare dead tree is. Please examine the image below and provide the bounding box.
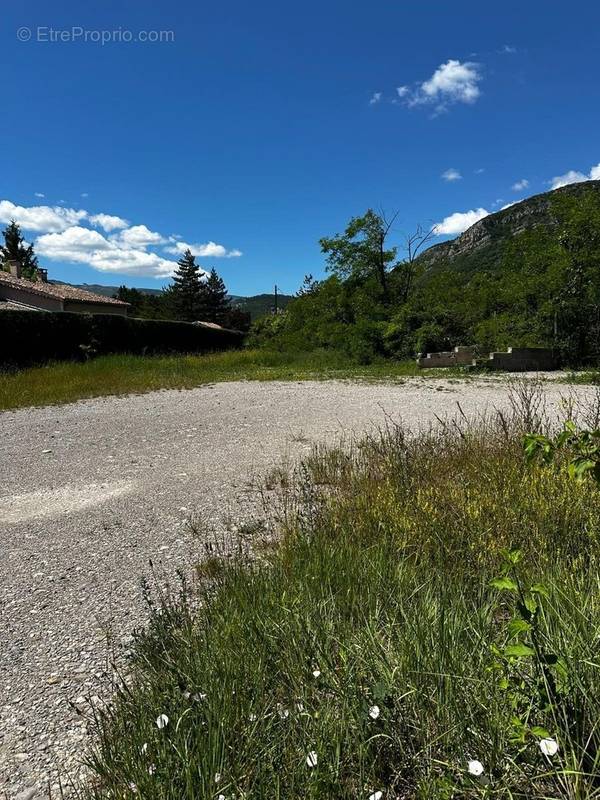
[398,223,438,303]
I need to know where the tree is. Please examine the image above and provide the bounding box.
[319,209,400,303]
[297,274,319,296]
[1,220,39,280]
[114,286,146,317]
[204,267,231,324]
[396,223,438,303]
[165,249,208,322]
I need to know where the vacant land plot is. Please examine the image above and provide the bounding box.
[0,378,595,796]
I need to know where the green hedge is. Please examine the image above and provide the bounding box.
[1,310,244,368]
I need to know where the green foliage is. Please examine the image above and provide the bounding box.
[204,267,231,324]
[115,258,240,327]
[524,420,600,483]
[164,249,208,321]
[114,286,174,320]
[86,409,600,798]
[320,209,398,302]
[258,186,600,366]
[0,309,243,369]
[1,219,39,279]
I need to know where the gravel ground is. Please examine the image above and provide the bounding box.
[0,376,594,798]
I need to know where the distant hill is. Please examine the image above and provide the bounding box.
[230,293,294,318]
[414,180,600,278]
[49,281,163,298]
[50,282,294,319]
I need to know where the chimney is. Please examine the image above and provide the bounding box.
[7,259,21,279]
[36,267,48,283]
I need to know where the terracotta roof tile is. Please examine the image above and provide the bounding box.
[0,271,129,306]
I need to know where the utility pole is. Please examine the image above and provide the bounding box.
[274,284,278,315]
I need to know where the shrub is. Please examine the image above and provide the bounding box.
[1,310,244,368]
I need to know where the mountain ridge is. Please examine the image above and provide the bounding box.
[417,180,600,274]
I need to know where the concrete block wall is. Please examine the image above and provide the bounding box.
[486,347,556,372]
[417,346,476,368]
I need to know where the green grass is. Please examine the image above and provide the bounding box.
[0,350,458,411]
[563,370,600,385]
[86,398,600,799]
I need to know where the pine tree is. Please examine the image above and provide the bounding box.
[166,249,208,322]
[204,267,231,324]
[1,220,39,280]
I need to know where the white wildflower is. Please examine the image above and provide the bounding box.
[468,759,484,776]
[312,669,321,678]
[539,737,559,757]
[217,795,225,800]
[128,783,138,794]
[306,750,318,768]
[296,702,305,712]
[140,742,148,755]
[249,713,258,722]
[277,703,290,719]
[214,773,221,783]
[155,713,169,729]
[148,763,156,775]
[368,792,383,800]
[182,690,191,700]
[368,705,380,720]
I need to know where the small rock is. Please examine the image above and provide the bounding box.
[15,789,37,800]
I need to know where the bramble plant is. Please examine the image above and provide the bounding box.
[524,420,600,483]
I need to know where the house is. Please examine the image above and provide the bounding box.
[0,261,130,316]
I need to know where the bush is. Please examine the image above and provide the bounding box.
[1,310,244,368]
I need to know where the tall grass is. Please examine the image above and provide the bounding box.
[86,395,600,799]
[0,350,427,411]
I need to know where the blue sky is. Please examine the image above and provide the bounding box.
[2,1,599,295]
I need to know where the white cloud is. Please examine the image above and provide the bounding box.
[550,170,588,189]
[442,168,462,182]
[369,92,382,105]
[165,239,242,258]
[81,192,89,198]
[0,200,87,232]
[501,200,520,210]
[511,178,529,191]
[34,192,45,198]
[475,168,485,174]
[409,60,482,112]
[434,207,489,236]
[0,196,241,278]
[549,162,600,189]
[501,44,517,54]
[90,213,129,232]
[35,226,180,278]
[396,85,409,97]
[117,224,165,247]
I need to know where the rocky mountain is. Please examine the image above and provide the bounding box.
[417,180,600,275]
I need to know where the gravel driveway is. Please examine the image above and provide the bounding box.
[0,377,592,798]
